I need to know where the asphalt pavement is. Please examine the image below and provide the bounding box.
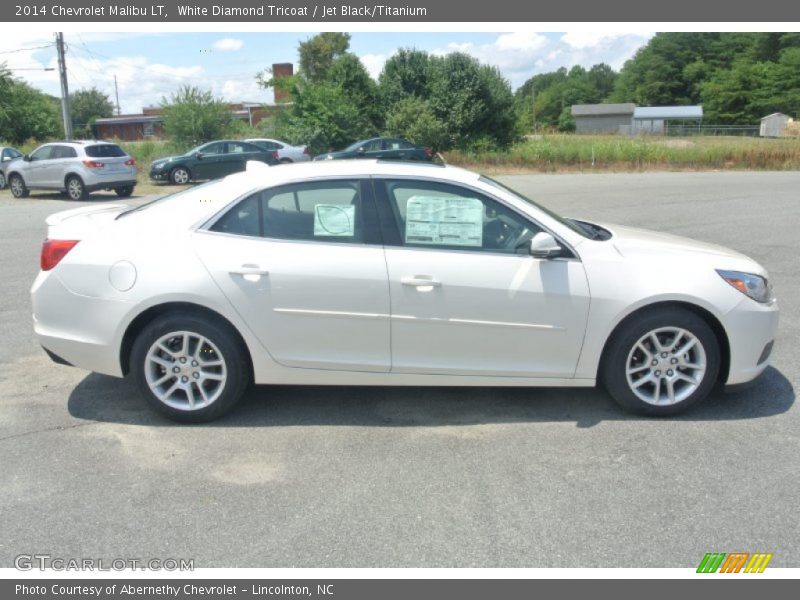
[0,171,797,567]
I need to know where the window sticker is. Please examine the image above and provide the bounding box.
[314,204,356,237]
[405,196,483,247]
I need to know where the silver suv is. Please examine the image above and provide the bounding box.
[6,141,137,200]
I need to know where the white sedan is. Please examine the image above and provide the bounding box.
[31,161,778,422]
[245,138,310,163]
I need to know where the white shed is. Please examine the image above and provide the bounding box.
[760,113,793,138]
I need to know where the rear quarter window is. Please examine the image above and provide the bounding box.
[85,144,126,158]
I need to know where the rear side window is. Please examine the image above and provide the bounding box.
[52,146,77,159]
[85,144,126,158]
[211,180,367,244]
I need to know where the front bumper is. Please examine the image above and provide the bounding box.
[723,297,779,385]
[149,168,169,181]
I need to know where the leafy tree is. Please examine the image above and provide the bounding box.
[70,87,114,138]
[162,86,233,147]
[298,33,351,83]
[384,96,448,151]
[426,53,518,148]
[328,53,382,130]
[0,64,62,144]
[275,81,375,155]
[378,48,432,108]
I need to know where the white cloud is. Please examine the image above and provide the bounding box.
[212,38,244,53]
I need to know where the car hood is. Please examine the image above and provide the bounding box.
[602,223,760,269]
[152,155,185,165]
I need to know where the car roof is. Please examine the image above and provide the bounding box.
[229,158,471,188]
[40,140,120,147]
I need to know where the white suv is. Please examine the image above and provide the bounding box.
[6,141,137,200]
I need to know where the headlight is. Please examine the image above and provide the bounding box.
[152,162,166,170]
[716,269,773,303]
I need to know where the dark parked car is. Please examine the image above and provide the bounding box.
[0,146,24,189]
[314,137,433,162]
[149,140,279,184]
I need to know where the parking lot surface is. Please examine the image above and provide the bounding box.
[1,171,798,567]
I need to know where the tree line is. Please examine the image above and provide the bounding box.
[2,32,799,149]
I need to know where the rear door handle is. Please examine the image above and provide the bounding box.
[401,276,441,288]
[229,264,269,276]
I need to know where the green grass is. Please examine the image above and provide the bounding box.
[445,135,800,173]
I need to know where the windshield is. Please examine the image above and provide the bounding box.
[479,175,592,239]
[116,180,223,219]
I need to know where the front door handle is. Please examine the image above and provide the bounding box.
[229,264,269,276]
[401,276,441,288]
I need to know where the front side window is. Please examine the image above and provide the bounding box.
[380,179,541,254]
[211,180,366,244]
[199,142,224,155]
[30,146,55,161]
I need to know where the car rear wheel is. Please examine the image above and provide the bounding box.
[601,307,720,416]
[115,185,134,197]
[169,167,190,185]
[130,314,250,422]
[66,175,87,200]
[9,174,29,198]
[279,157,292,164]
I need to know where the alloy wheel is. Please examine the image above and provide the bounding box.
[625,327,707,406]
[144,331,228,411]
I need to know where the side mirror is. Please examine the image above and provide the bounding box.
[530,232,562,259]
[23,155,31,162]
[356,146,365,155]
[194,152,204,160]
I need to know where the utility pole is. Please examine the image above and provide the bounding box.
[55,32,73,140]
[114,75,121,115]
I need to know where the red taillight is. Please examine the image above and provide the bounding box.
[124,158,136,166]
[303,146,309,155]
[83,160,104,168]
[272,151,279,161]
[424,147,433,158]
[41,239,79,271]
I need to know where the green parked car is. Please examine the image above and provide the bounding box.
[149,140,279,185]
[313,137,434,162]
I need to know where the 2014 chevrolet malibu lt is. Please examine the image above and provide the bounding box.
[31,161,778,422]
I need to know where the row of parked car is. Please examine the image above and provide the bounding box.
[0,137,434,198]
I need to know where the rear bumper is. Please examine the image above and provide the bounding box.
[84,179,136,192]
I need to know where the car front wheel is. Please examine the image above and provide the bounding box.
[169,167,190,185]
[130,314,250,422]
[601,307,720,416]
[9,174,29,198]
[0,171,5,189]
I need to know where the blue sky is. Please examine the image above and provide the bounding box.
[2,31,652,113]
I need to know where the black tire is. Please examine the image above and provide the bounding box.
[115,185,135,197]
[130,313,251,423]
[169,166,191,185]
[9,174,29,198]
[600,307,720,416]
[279,157,292,164]
[66,175,87,200]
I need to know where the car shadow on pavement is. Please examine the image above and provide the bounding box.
[67,366,794,428]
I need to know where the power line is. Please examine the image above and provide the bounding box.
[0,44,54,55]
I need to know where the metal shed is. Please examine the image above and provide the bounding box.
[760,113,793,138]
[571,103,636,134]
[632,106,703,134]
